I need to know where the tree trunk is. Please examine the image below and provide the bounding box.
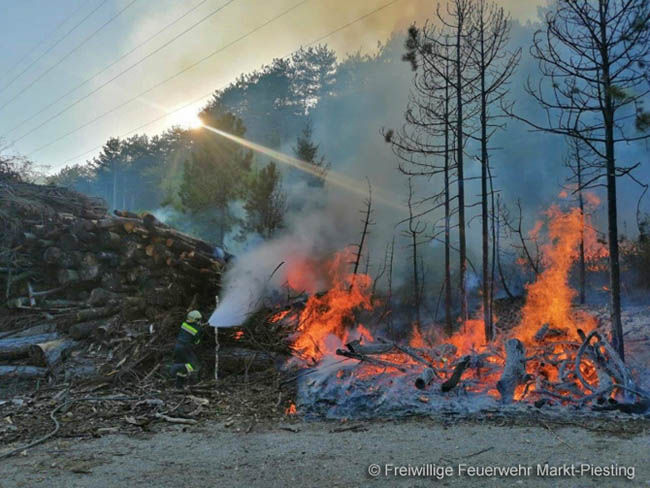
[28,339,75,368]
[600,7,624,361]
[0,365,48,379]
[444,68,453,337]
[455,15,467,326]
[412,229,420,325]
[479,17,492,342]
[578,165,586,305]
[0,333,59,360]
[496,338,527,403]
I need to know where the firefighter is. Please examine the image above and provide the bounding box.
[170,310,204,388]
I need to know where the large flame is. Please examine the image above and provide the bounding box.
[273,198,617,413]
[289,248,374,361]
[512,204,602,344]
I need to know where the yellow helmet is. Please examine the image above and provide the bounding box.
[186,310,202,323]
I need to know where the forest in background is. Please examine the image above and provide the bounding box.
[9,0,647,356]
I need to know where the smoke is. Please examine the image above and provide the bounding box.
[210,8,650,326]
[208,181,359,326]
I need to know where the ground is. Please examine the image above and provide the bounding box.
[1,417,648,488]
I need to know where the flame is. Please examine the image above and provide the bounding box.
[449,317,490,355]
[234,331,244,340]
[270,309,290,323]
[409,323,428,348]
[288,249,373,361]
[285,403,297,415]
[512,205,597,344]
[286,256,325,294]
[273,198,615,411]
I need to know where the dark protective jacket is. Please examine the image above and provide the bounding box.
[170,321,204,385]
[176,321,204,346]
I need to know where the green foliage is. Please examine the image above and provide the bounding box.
[636,109,650,132]
[179,105,252,245]
[606,84,631,102]
[242,161,287,239]
[293,122,329,187]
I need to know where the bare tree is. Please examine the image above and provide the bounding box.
[387,10,477,333]
[439,0,476,326]
[350,180,374,290]
[505,0,650,360]
[468,0,521,341]
[404,177,427,325]
[470,0,521,342]
[564,135,600,304]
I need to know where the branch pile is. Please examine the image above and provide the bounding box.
[0,180,226,382]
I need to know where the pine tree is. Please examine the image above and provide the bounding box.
[293,121,329,187]
[179,105,252,245]
[242,161,287,238]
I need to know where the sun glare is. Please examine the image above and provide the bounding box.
[171,106,203,129]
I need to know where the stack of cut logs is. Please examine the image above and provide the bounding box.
[0,180,226,380]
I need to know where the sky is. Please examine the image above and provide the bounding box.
[0,0,547,173]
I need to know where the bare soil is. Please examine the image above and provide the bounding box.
[1,417,648,488]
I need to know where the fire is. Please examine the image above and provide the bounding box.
[285,403,297,415]
[512,205,597,344]
[271,197,634,415]
[449,317,489,355]
[234,331,244,340]
[286,256,326,293]
[287,248,374,361]
[270,309,290,323]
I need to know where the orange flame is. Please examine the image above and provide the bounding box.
[289,249,373,361]
[285,403,297,415]
[513,205,597,343]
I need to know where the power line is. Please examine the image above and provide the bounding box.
[0,0,110,97]
[26,0,311,157]
[4,0,231,142]
[56,0,405,168]
[0,0,92,83]
[0,0,140,114]
[60,92,214,165]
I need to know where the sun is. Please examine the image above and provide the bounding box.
[171,105,203,130]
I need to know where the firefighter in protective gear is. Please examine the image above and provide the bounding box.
[170,310,204,388]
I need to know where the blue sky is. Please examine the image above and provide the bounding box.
[0,0,545,173]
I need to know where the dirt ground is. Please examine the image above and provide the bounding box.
[1,418,648,488]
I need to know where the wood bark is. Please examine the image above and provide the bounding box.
[0,333,59,360]
[0,365,48,379]
[441,355,471,392]
[415,367,436,390]
[28,339,75,368]
[496,338,527,403]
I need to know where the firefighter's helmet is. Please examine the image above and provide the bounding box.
[186,310,202,323]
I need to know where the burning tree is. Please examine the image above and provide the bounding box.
[506,0,650,361]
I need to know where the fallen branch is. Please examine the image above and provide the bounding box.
[154,413,198,425]
[441,356,471,393]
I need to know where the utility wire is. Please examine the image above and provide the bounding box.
[1,0,217,140]
[0,0,92,84]
[0,0,140,114]
[26,0,311,157]
[56,0,405,168]
[0,0,107,97]
[0,0,110,97]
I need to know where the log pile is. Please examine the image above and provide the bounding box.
[0,180,230,381]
